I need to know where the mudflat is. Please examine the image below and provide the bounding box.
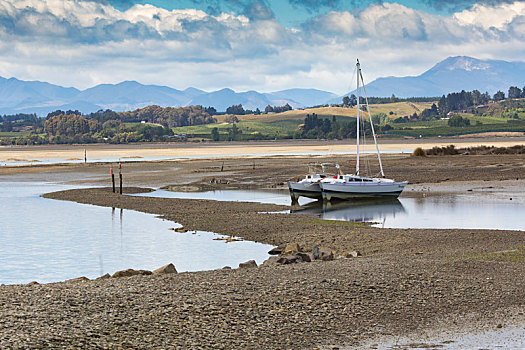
[1,151,525,349]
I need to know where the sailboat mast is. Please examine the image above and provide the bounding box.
[359,68,385,177]
[356,59,360,175]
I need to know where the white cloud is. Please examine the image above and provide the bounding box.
[0,0,523,95]
[454,1,525,30]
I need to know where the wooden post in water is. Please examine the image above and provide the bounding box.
[84,149,87,164]
[110,164,115,193]
[119,160,123,194]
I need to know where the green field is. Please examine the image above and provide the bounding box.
[2,100,524,143]
[386,116,525,137]
[213,102,434,123]
[174,102,436,140]
[170,103,525,140]
[0,131,32,138]
[173,119,304,140]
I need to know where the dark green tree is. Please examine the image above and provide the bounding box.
[494,90,505,101]
[448,115,471,127]
[226,104,245,115]
[211,127,220,141]
[228,123,241,141]
[508,86,522,99]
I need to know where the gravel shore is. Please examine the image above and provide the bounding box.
[1,153,525,349]
[1,254,524,349]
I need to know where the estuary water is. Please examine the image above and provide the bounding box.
[138,189,525,231]
[0,182,272,285]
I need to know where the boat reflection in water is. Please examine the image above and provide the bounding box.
[292,198,406,226]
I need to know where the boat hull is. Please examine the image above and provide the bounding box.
[288,181,322,200]
[320,181,407,201]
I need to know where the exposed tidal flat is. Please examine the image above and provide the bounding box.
[1,147,525,348]
[2,137,525,165]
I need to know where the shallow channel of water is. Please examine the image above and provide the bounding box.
[0,182,272,285]
[138,189,525,231]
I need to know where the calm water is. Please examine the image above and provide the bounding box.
[0,182,272,285]
[140,189,525,231]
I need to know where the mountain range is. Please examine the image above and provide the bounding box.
[1,56,523,116]
[336,56,525,100]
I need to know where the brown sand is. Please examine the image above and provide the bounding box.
[1,137,525,163]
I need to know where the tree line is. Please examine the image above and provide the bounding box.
[438,86,525,115]
[0,105,215,144]
[299,113,384,139]
[224,103,292,115]
[338,95,438,108]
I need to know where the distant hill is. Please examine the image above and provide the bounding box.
[187,88,274,112]
[0,78,334,115]
[0,78,203,115]
[264,88,338,108]
[0,77,80,112]
[75,81,195,111]
[335,56,525,100]
[187,88,339,111]
[1,56,524,115]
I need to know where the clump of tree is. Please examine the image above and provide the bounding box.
[419,103,440,121]
[508,86,525,99]
[226,104,246,115]
[0,134,47,145]
[393,116,410,123]
[301,113,333,138]
[211,127,220,141]
[45,114,101,137]
[438,90,490,115]
[299,113,376,139]
[447,115,471,127]
[0,113,39,123]
[47,110,82,118]
[227,123,241,141]
[371,112,389,125]
[119,105,215,127]
[340,95,437,107]
[0,121,13,132]
[86,109,120,124]
[493,90,505,101]
[224,115,239,124]
[393,112,419,123]
[0,113,44,132]
[438,86,525,116]
[264,104,292,114]
[205,106,217,116]
[133,124,173,142]
[44,113,101,143]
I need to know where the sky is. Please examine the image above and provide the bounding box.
[0,0,524,94]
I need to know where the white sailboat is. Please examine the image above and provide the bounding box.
[320,59,407,201]
[288,163,341,203]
